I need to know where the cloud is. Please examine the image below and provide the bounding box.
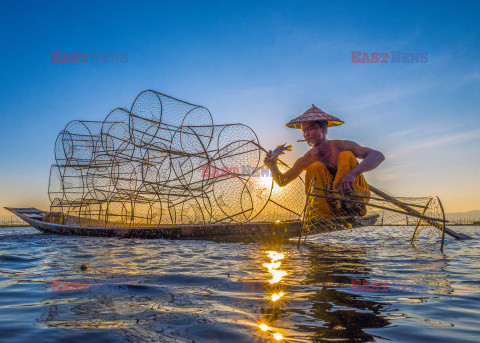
[450,71,480,89]
[368,163,419,183]
[413,128,480,149]
[464,72,480,82]
[343,82,434,111]
[372,167,405,182]
[383,123,444,139]
[387,128,480,159]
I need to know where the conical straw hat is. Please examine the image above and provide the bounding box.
[285,104,344,129]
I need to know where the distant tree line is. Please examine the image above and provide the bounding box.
[448,218,480,225]
[0,218,29,227]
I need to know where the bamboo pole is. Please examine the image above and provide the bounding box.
[369,185,471,240]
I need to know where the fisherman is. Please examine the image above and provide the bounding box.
[263,105,385,218]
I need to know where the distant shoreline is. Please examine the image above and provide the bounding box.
[0,224,478,229]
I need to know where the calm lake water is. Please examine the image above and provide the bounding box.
[0,226,479,342]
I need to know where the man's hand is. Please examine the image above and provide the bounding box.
[263,150,278,168]
[339,172,356,196]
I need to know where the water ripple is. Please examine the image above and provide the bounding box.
[0,226,478,342]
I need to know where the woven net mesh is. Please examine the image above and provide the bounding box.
[48,90,305,227]
[302,186,446,249]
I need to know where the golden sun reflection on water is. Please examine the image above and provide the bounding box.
[267,251,285,261]
[271,292,285,301]
[268,270,287,284]
[257,250,288,341]
[259,323,271,331]
[263,251,287,285]
[263,262,281,270]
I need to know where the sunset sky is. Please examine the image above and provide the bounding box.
[1,0,479,217]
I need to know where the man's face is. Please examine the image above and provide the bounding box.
[301,122,327,146]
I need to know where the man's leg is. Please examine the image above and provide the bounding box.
[332,151,370,216]
[304,162,336,218]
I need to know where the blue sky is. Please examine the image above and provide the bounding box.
[1,0,479,216]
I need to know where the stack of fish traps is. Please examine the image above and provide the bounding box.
[48,90,305,227]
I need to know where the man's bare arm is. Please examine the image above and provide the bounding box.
[339,140,385,174]
[264,153,309,187]
[336,140,385,194]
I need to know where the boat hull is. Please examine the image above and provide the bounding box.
[4,207,378,243]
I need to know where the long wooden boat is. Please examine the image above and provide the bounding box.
[4,207,378,243]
